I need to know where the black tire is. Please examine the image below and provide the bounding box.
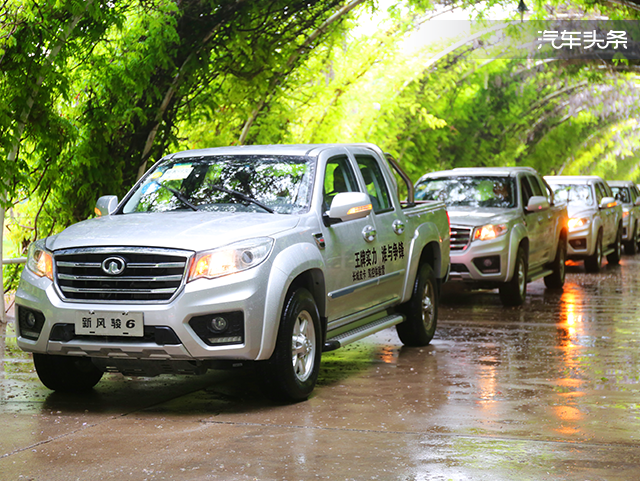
[584,230,603,273]
[499,245,528,307]
[258,288,322,402]
[396,263,438,346]
[33,354,103,392]
[606,225,622,265]
[624,222,638,255]
[544,234,567,289]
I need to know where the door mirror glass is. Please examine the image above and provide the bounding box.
[525,195,549,212]
[599,196,617,209]
[95,195,119,216]
[328,192,372,222]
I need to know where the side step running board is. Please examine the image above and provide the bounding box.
[528,268,553,282]
[323,313,405,352]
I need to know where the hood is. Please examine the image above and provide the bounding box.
[446,207,515,227]
[46,212,300,252]
[564,203,595,219]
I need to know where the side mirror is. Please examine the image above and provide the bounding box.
[327,192,372,223]
[599,196,616,209]
[95,195,119,217]
[526,195,550,212]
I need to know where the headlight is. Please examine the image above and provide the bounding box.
[188,237,274,282]
[568,217,590,230]
[623,211,630,219]
[473,224,507,242]
[26,240,53,281]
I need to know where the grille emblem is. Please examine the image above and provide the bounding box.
[101,256,126,275]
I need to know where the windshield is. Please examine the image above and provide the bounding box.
[610,186,630,204]
[122,155,314,215]
[415,176,516,208]
[550,184,594,206]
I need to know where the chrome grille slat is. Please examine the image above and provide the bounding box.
[60,286,177,294]
[450,225,472,251]
[58,273,184,282]
[54,247,192,302]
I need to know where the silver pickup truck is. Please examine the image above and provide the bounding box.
[15,143,450,402]
[545,175,623,273]
[415,167,568,306]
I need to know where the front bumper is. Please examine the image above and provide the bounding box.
[566,224,594,259]
[15,262,270,362]
[447,234,511,285]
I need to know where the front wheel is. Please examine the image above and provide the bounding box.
[396,263,438,346]
[607,225,622,265]
[584,231,603,273]
[499,245,528,306]
[33,354,103,392]
[544,234,567,289]
[258,288,322,402]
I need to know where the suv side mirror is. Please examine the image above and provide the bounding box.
[95,195,119,216]
[327,192,372,223]
[525,195,550,212]
[599,196,617,209]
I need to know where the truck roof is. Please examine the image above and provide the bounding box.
[544,175,604,184]
[166,143,385,159]
[607,180,636,187]
[419,166,537,179]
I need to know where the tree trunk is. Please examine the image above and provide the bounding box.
[0,1,94,322]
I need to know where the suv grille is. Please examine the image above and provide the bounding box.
[54,247,192,302]
[450,226,472,251]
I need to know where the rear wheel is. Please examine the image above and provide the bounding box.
[584,231,603,273]
[499,245,528,306]
[258,288,321,402]
[606,225,622,265]
[33,354,103,392]
[544,234,566,289]
[396,263,438,346]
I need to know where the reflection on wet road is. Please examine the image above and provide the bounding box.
[2,258,640,479]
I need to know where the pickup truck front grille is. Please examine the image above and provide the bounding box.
[54,247,192,302]
[450,225,472,251]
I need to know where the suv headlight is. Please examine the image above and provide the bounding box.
[473,224,507,242]
[26,240,53,281]
[568,217,590,230]
[188,237,274,282]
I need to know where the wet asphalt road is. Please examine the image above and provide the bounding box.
[2,256,640,480]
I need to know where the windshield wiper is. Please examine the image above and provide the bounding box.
[153,181,200,211]
[210,184,274,214]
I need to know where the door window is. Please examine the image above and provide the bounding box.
[323,156,359,211]
[355,155,392,213]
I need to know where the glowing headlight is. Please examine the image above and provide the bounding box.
[568,217,590,230]
[473,224,508,242]
[188,237,274,282]
[26,240,53,281]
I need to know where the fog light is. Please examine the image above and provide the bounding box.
[25,312,37,329]
[209,316,228,333]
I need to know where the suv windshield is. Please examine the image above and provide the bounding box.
[415,176,516,208]
[122,155,314,215]
[610,186,630,204]
[550,184,594,206]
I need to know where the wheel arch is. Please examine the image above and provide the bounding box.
[258,243,325,360]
